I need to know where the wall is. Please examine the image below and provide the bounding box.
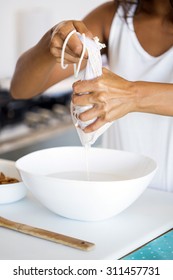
[0,0,107,79]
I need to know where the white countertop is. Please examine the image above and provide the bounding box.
[0,188,173,260]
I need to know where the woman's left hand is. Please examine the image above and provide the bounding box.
[72,67,137,132]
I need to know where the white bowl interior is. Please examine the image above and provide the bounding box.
[16,147,157,221]
[16,147,156,181]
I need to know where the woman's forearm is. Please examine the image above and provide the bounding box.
[10,30,59,99]
[72,68,173,132]
[134,81,173,116]
[10,19,93,100]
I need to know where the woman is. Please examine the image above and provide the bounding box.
[10,0,173,191]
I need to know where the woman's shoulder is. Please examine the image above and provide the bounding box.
[83,1,117,44]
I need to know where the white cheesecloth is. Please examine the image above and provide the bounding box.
[61,30,112,146]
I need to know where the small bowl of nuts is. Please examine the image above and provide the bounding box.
[0,159,27,204]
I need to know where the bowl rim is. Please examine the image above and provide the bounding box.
[0,180,24,189]
[15,146,158,183]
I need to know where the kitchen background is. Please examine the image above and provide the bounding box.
[0,0,107,160]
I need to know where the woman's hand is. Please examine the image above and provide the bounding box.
[72,67,137,132]
[10,20,93,99]
[50,20,93,65]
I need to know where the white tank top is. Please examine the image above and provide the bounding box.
[102,5,173,192]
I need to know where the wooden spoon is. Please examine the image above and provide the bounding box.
[0,216,95,251]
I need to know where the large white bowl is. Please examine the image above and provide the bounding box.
[16,147,157,221]
[0,159,27,204]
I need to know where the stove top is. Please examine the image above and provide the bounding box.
[0,89,71,129]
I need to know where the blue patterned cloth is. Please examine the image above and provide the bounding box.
[122,229,173,260]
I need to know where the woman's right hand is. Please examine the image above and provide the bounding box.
[49,20,93,66]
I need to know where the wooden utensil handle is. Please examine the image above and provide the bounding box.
[0,216,95,251]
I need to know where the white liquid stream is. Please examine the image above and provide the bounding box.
[49,146,122,181]
[85,144,90,181]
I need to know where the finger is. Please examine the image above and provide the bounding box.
[67,32,87,58]
[56,57,81,65]
[51,35,85,59]
[73,78,100,94]
[52,23,86,58]
[73,20,93,39]
[79,105,103,122]
[83,117,107,133]
[51,38,82,58]
[72,93,94,106]
[51,47,83,64]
